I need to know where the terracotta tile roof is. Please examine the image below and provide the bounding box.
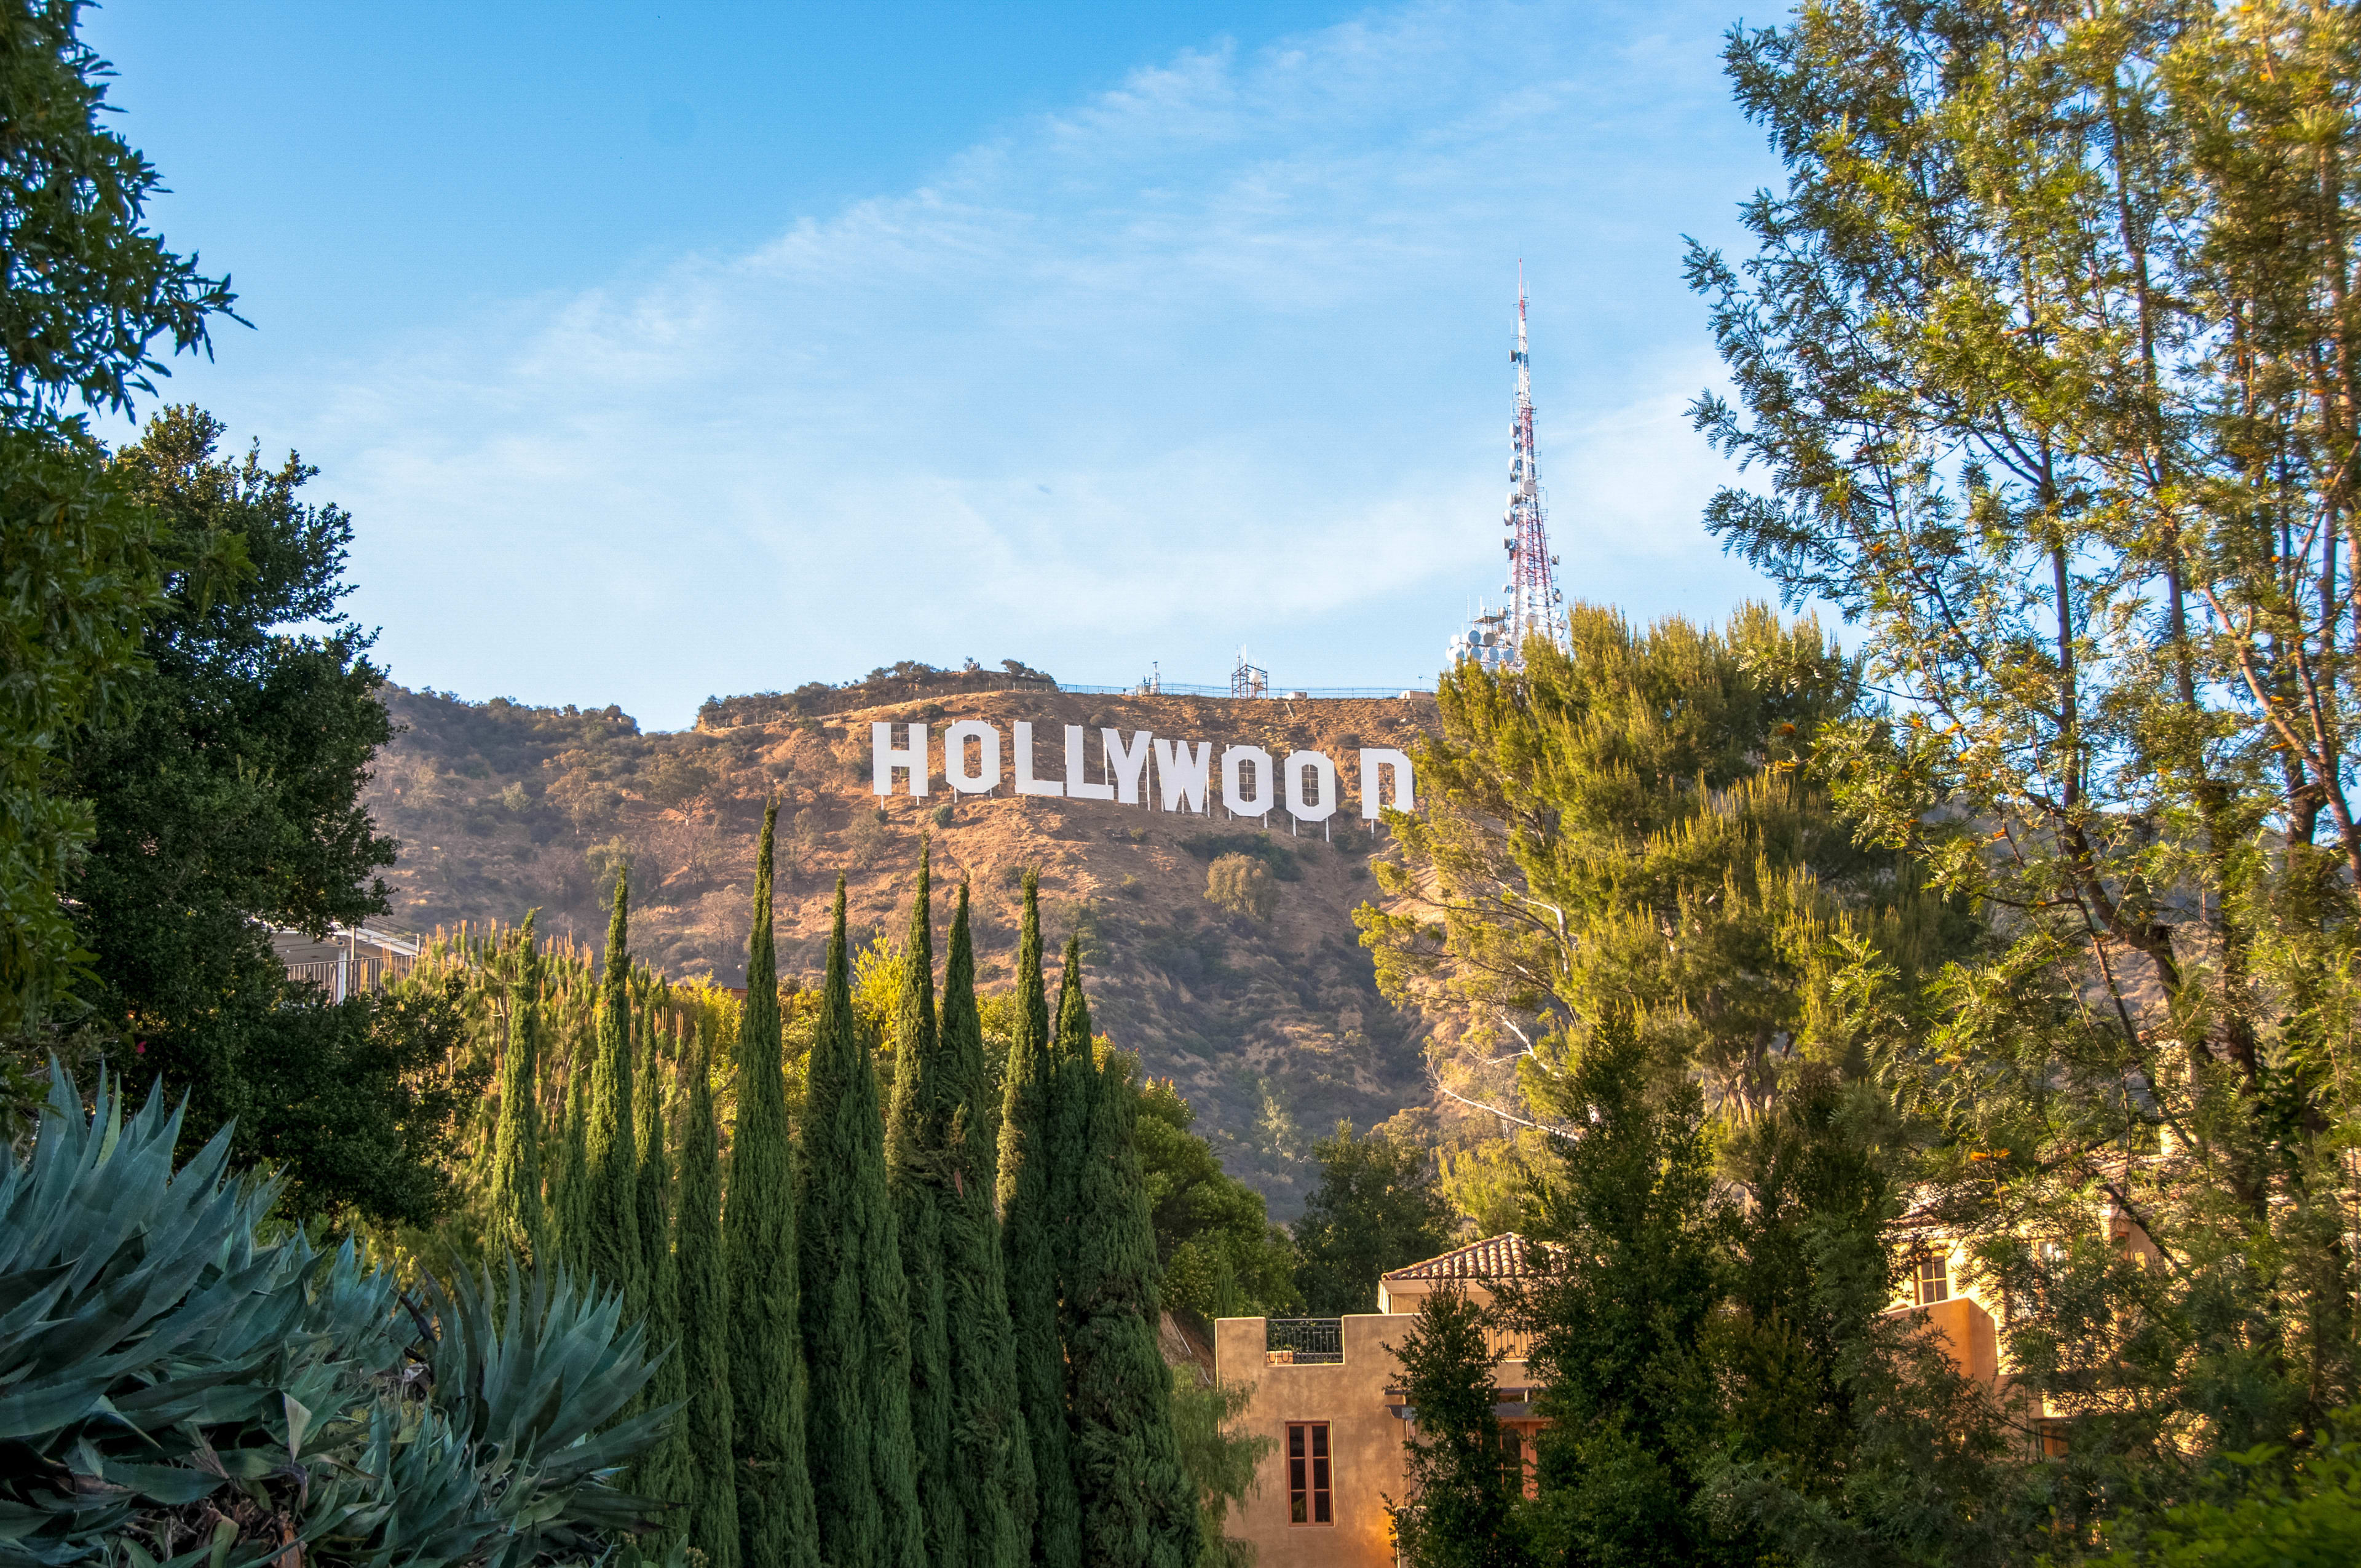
[1382,1232,1560,1282]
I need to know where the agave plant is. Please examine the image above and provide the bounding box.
[0,1068,672,1568]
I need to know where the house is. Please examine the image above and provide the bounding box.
[1214,1230,2009,1567]
[271,924,421,1001]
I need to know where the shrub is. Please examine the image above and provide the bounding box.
[0,1067,670,1568]
[1204,854,1275,922]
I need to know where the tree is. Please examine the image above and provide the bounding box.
[938,877,1033,1568]
[0,0,235,1065]
[726,800,818,1568]
[1513,1020,1731,1567]
[1134,1078,1299,1320]
[1059,936,1203,1568]
[883,846,957,1564]
[998,869,1082,1568]
[1389,1287,1526,1568]
[797,877,926,1568]
[557,1043,591,1280]
[1293,1122,1455,1316]
[631,1011,691,1532]
[1684,0,2361,1529]
[488,914,548,1266]
[582,870,642,1315]
[1169,1378,1275,1568]
[73,408,464,1222]
[679,1013,741,1568]
[1203,853,1275,922]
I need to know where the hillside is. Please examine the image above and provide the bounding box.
[362,680,1441,1215]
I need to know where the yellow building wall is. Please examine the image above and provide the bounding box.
[1214,1312,1540,1568]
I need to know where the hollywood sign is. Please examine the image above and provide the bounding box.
[869,721,1415,822]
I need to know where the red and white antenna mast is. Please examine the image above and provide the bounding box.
[1503,265,1564,658]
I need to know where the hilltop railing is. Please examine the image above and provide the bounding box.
[1059,683,1431,700]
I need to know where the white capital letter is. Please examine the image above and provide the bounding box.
[1105,729,1152,805]
[1223,745,1274,818]
[943,720,1001,794]
[1153,738,1211,812]
[1285,750,1339,822]
[1065,724,1114,800]
[872,721,928,796]
[1360,748,1415,818]
[1013,721,1064,798]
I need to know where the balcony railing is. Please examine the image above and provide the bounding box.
[285,952,417,1000]
[1265,1318,1343,1365]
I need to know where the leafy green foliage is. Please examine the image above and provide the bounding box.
[678,1016,741,1568]
[726,801,817,1568]
[935,879,1034,1567]
[71,408,444,1221]
[884,847,957,1564]
[1292,1122,1453,1316]
[1061,953,1203,1568]
[1202,854,1275,922]
[797,881,925,1568]
[0,2,235,418]
[582,873,642,1314]
[1683,0,2361,1542]
[0,1067,666,1568]
[0,423,159,1050]
[997,872,1081,1568]
[1168,1379,1272,1568]
[489,916,548,1266]
[1134,1078,1300,1320]
[2098,1427,2361,1566]
[1388,1288,1525,1568]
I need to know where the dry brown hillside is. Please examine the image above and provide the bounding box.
[363,682,1439,1214]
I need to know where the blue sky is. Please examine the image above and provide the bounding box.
[90,0,1789,731]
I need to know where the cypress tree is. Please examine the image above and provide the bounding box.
[679,1013,742,1568]
[884,847,957,1565]
[798,877,927,1568]
[997,871,1081,1568]
[556,1001,591,1280]
[727,800,820,1568]
[633,1013,693,1529]
[583,869,643,1317]
[1058,939,1201,1568]
[941,878,1033,1568]
[489,913,548,1267]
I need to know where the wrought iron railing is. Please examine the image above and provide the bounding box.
[1265,1318,1344,1364]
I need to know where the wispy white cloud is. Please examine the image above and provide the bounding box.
[206,0,1783,725]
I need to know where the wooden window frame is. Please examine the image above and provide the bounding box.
[1286,1420,1333,1526]
[1915,1249,1949,1305]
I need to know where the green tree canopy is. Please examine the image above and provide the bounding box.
[1134,1077,1300,1320]
[1292,1122,1453,1317]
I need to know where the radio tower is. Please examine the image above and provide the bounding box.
[1503,266,1564,654]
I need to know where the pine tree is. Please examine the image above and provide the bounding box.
[679,1013,742,1568]
[882,845,958,1564]
[583,869,643,1317]
[632,1013,692,1532]
[997,871,1080,1568]
[941,878,1032,1568]
[1058,939,1201,1568]
[488,913,548,1267]
[727,800,820,1568]
[798,878,927,1568]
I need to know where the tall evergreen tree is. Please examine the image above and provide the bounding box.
[883,847,959,1564]
[556,1039,590,1279]
[799,878,927,1568]
[488,914,548,1267]
[1058,939,1201,1568]
[583,870,643,1317]
[997,871,1080,1568]
[727,801,820,1568]
[679,1013,742,1568]
[633,1013,692,1531]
